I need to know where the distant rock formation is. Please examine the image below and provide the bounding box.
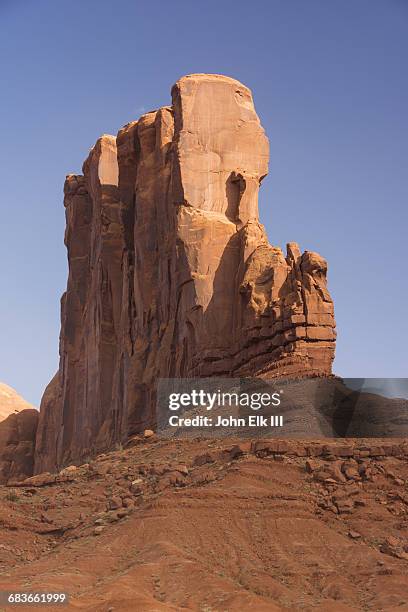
[0,383,38,483]
[34,74,336,473]
[0,382,35,421]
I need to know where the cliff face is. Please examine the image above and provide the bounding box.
[35,74,336,473]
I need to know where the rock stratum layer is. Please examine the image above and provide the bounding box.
[35,74,336,473]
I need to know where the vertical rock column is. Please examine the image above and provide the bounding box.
[35,136,130,471]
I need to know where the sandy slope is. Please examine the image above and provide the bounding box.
[1,437,408,611]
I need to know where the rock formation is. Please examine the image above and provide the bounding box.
[34,74,336,473]
[0,382,35,421]
[0,384,38,483]
[0,409,38,483]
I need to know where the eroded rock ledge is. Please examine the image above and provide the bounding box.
[34,73,336,473]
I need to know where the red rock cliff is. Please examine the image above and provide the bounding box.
[34,74,336,472]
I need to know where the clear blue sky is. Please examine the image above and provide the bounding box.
[0,0,407,406]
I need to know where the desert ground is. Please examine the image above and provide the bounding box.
[1,436,408,611]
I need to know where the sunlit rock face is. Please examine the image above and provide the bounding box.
[35,74,336,472]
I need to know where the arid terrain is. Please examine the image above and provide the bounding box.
[1,436,408,611]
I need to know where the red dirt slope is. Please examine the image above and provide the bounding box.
[1,437,408,611]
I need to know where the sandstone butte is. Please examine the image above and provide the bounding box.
[0,74,336,482]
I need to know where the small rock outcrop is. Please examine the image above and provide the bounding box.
[0,409,39,483]
[0,384,38,484]
[34,74,336,472]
